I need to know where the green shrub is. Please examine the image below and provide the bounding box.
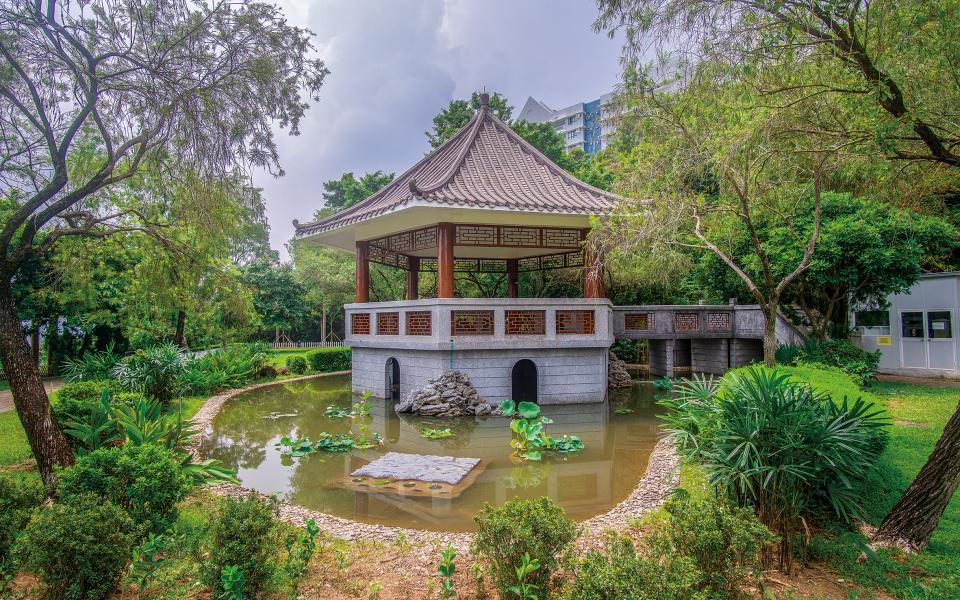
[182,343,270,395]
[0,472,44,578]
[112,342,190,404]
[60,343,122,382]
[57,443,193,536]
[661,368,887,572]
[204,494,280,598]
[307,347,351,373]
[17,493,135,600]
[472,496,578,597]
[286,355,308,374]
[564,533,702,600]
[52,384,147,452]
[776,338,880,386]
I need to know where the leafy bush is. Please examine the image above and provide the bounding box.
[0,472,44,578]
[307,347,351,373]
[472,497,578,597]
[204,494,280,598]
[286,355,308,374]
[181,343,269,395]
[563,533,702,600]
[52,383,146,452]
[112,342,190,404]
[776,338,880,386]
[53,379,124,419]
[660,368,887,571]
[57,443,193,536]
[60,343,122,382]
[610,339,640,362]
[17,493,135,600]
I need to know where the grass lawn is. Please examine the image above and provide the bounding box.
[0,409,32,467]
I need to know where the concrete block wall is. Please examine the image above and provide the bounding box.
[352,346,608,405]
[648,339,675,377]
[691,338,730,375]
[730,338,763,367]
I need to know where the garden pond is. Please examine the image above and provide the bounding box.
[199,375,666,532]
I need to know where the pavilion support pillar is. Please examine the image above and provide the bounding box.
[583,238,605,299]
[506,259,519,298]
[437,222,455,298]
[406,256,420,301]
[355,240,370,303]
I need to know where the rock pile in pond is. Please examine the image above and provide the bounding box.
[395,370,494,417]
[608,352,633,389]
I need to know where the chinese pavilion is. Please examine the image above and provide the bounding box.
[294,93,622,404]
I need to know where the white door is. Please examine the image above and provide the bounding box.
[900,311,927,369]
[926,310,956,371]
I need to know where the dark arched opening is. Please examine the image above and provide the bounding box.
[385,357,400,401]
[511,359,538,403]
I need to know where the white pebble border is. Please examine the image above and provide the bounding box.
[189,373,679,550]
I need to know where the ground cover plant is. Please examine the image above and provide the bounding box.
[776,338,881,386]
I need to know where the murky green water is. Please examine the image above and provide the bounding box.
[200,375,665,532]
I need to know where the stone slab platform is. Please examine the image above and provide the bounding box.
[351,452,480,485]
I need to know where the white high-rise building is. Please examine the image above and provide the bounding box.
[517,92,616,155]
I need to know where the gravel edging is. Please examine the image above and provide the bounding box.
[189,374,680,550]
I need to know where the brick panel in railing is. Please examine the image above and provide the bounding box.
[556,310,595,334]
[624,312,653,331]
[451,311,495,336]
[376,312,400,335]
[405,311,432,336]
[707,312,731,332]
[505,310,546,335]
[351,313,371,335]
[675,312,699,332]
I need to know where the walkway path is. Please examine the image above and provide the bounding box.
[0,378,64,413]
[877,374,960,388]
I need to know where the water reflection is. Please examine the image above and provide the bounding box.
[200,374,665,532]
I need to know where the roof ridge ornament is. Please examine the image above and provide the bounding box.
[479,92,489,111]
[409,178,422,195]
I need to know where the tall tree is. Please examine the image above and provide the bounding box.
[321,171,394,212]
[426,91,513,148]
[0,0,327,485]
[241,260,309,336]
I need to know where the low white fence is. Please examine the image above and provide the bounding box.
[271,341,346,349]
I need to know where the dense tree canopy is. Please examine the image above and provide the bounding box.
[426,91,513,148]
[320,171,395,213]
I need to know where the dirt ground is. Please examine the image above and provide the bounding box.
[0,378,63,413]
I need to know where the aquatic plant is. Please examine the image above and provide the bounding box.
[652,376,673,391]
[498,400,583,462]
[419,427,454,439]
[323,405,351,418]
[613,407,634,414]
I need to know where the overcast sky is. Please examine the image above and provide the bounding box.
[258,0,624,259]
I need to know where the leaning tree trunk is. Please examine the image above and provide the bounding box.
[0,285,74,487]
[874,403,960,552]
[762,303,778,367]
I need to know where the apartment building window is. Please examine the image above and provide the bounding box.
[566,130,577,140]
[566,115,578,125]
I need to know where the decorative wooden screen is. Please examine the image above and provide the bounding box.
[707,312,731,332]
[376,312,399,335]
[451,311,495,335]
[556,310,595,334]
[405,311,432,336]
[505,311,546,335]
[674,312,699,332]
[624,312,653,331]
[351,313,371,335]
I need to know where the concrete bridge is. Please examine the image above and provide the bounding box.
[612,303,805,377]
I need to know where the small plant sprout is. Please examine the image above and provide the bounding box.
[219,564,246,600]
[470,561,486,596]
[437,543,456,598]
[508,553,540,600]
[335,548,352,573]
[367,580,383,599]
[284,519,320,597]
[128,532,169,590]
[392,531,411,553]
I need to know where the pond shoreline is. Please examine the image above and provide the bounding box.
[190,373,679,549]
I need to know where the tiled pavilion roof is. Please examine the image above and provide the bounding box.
[293,96,621,237]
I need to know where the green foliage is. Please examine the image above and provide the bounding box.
[112,342,190,404]
[182,343,270,395]
[52,379,124,422]
[205,494,279,599]
[499,400,584,461]
[660,368,887,571]
[286,355,308,374]
[508,553,541,600]
[60,343,122,382]
[283,519,320,598]
[778,338,881,386]
[57,443,193,536]
[241,260,310,331]
[511,120,568,165]
[0,472,44,580]
[427,91,513,148]
[219,564,246,600]
[127,532,172,590]
[563,533,702,600]
[17,493,135,600]
[277,430,381,457]
[472,496,578,597]
[437,543,456,599]
[323,404,350,418]
[419,426,454,439]
[306,346,351,372]
[321,170,394,212]
[652,376,673,390]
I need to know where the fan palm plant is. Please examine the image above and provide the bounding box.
[660,367,887,572]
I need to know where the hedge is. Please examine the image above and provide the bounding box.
[306,347,351,373]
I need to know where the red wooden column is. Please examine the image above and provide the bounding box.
[583,235,605,299]
[355,240,370,303]
[406,256,420,300]
[437,222,455,298]
[506,259,519,298]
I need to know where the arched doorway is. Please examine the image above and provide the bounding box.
[385,358,400,401]
[511,359,538,403]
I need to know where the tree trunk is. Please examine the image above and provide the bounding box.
[762,303,778,367]
[30,328,40,366]
[173,309,187,347]
[0,284,74,487]
[874,402,960,552]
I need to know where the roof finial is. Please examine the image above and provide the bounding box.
[479,92,489,110]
